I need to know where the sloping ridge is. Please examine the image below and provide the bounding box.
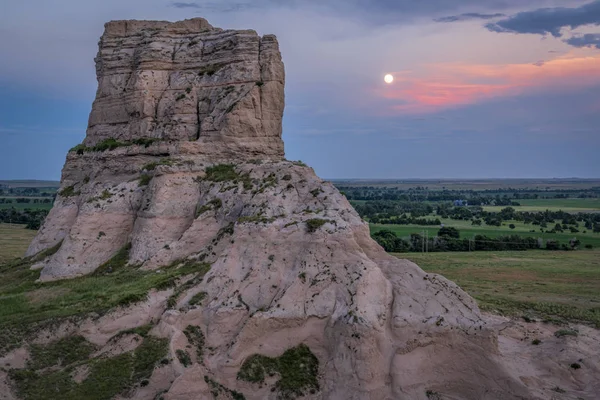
[23,18,540,400]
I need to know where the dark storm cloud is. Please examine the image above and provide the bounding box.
[485,0,600,37]
[434,13,505,23]
[565,33,600,48]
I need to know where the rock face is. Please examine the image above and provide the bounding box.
[26,18,542,399]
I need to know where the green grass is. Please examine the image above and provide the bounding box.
[0,224,37,263]
[0,244,212,355]
[398,250,600,327]
[484,198,600,213]
[371,219,600,248]
[10,335,168,400]
[237,344,319,398]
[28,335,97,370]
[183,325,205,359]
[176,349,192,367]
[203,164,253,189]
[305,219,332,233]
[70,138,159,154]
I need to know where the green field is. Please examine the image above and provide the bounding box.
[0,180,60,188]
[399,251,600,326]
[0,224,37,263]
[484,198,600,213]
[334,178,600,190]
[0,199,53,211]
[371,218,600,248]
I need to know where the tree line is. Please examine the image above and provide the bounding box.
[0,208,48,229]
[372,227,585,253]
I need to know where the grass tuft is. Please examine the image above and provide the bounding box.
[9,335,168,400]
[305,219,333,233]
[183,325,205,359]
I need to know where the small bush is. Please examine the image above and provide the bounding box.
[238,215,275,224]
[570,362,581,369]
[59,185,79,198]
[305,219,332,233]
[116,324,153,338]
[256,81,264,87]
[189,291,207,306]
[298,272,306,283]
[139,174,152,186]
[292,160,307,167]
[237,344,319,398]
[196,198,223,218]
[551,386,566,393]
[426,390,442,400]
[176,349,192,367]
[531,339,541,345]
[183,325,205,359]
[93,138,129,152]
[198,64,223,76]
[99,189,113,200]
[142,158,172,171]
[554,329,578,338]
[205,164,239,182]
[176,94,186,101]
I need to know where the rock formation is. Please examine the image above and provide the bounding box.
[19,18,595,400]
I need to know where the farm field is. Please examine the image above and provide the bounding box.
[0,224,36,263]
[0,200,53,211]
[483,198,600,213]
[370,219,600,248]
[0,180,59,188]
[399,250,600,327]
[334,178,600,190]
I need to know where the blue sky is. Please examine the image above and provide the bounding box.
[1,0,599,180]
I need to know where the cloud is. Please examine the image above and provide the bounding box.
[565,33,600,49]
[170,1,256,12]
[485,1,600,37]
[374,54,600,114]
[172,0,571,26]
[171,2,200,8]
[434,13,505,23]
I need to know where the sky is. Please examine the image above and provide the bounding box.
[1,0,599,180]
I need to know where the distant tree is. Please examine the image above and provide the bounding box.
[554,223,563,232]
[438,226,460,239]
[509,224,516,229]
[545,240,560,250]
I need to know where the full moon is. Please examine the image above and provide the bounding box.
[384,74,394,84]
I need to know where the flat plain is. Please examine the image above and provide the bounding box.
[0,224,37,263]
[399,250,600,326]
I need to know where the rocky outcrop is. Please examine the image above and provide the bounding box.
[88,18,284,155]
[23,18,556,400]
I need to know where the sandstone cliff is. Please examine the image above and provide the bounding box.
[17,18,596,400]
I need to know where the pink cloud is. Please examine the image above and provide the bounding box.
[376,54,600,114]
